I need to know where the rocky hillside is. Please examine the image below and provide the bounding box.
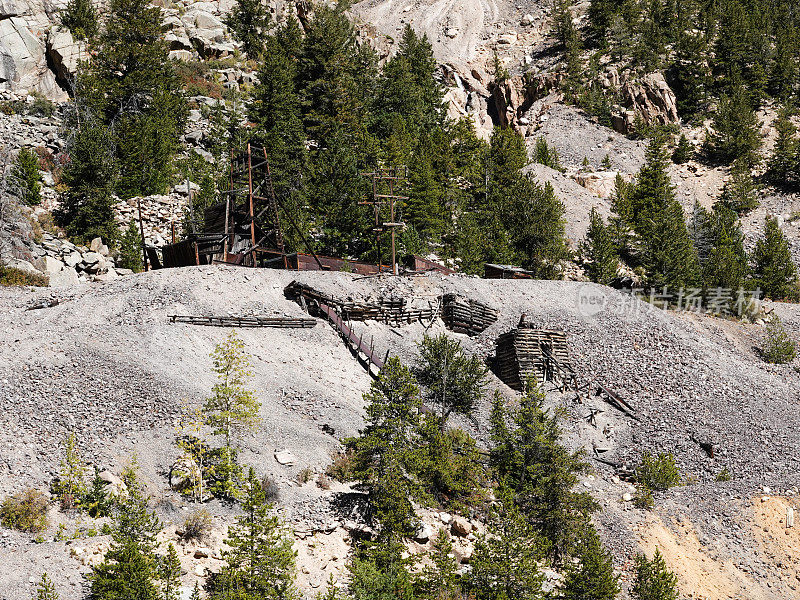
[1,267,799,598]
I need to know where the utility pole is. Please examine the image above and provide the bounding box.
[360,167,407,275]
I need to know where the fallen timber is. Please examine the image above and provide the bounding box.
[168,315,317,328]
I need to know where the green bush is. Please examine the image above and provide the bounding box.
[715,467,732,482]
[0,488,49,532]
[633,485,655,510]
[0,265,48,287]
[761,316,797,364]
[635,452,680,491]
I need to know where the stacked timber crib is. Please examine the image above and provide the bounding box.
[441,294,499,336]
[494,325,576,391]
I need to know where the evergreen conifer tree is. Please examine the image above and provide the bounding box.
[249,18,308,208]
[159,543,181,600]
[415,333,488,428]
[226,0,271,59]
[688,201,713,269]
[10,148,41,206]
[33,573,59,600]
[466,504,546,600]
[210,468,298,600]
[489,384,598,561]
[671,134,693,164]
[704,203,749,292]
[374,25,444,139]
[751,215,799,300]
[91,463,162,600]
[349,358,421,538]
[719,159,759,215]
[204,330,261,449]
[559,524,619,600]
[631,549,679,600]
[767,109,799,186]
[704,84,762,167]
[76,0,186,198]
[60,0,98,40]
[57,116,118,244]
[580,207,618,284]
[630,137,700,288]
[118,220,144,273]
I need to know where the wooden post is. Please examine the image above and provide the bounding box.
[137,197,149,271]
[788,507,795,529]
[247,143,256,266]
[389,173,397,275]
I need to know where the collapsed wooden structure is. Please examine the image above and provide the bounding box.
[493,324,577,391]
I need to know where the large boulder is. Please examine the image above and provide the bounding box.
[49,265,79,287]
[46,29,83,88]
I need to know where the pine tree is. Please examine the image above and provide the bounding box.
[297,5,377,141]
[406,133,448,240]
[704,84,762,167]
[761,315,797,364]
[719,159,759,215]
[57,115,119,244]
[767,109,799,186]
[631,549,678,600]
[415,530,460,599]
[249,18,308,208]
[580,207,618,284]
[76,0,186,198]
[671,134,693,164]
[489,385,598,561]
[349,357,421,538]
[204,330,261,449]
[225,0,271,60]
[53,432,86,508]
[10,148,41,206]
[559,524,619,600]
[751,215,799,300]
[534,137,564,171]
[504,178,570,278]
[159,543,181,600]
[587,0,621,43]
[60,0,98,40]
[630,137,700,288]
[414,333,488,428]
[91,462,162,600]
[118,220,144,273]
[688,201,713,269]
[375,25,444,139]
[210,468,298,600]
[667,31,710,120]
[466,504,546,600]
[704,204,749,292]
[33,573,59,600]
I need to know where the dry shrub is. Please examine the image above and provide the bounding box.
[325,449,356,482]
[182,508,213,542]
[1,488,49,532]
[260,475,280,503]
[316,474,331,490]
[296,467,314,485]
